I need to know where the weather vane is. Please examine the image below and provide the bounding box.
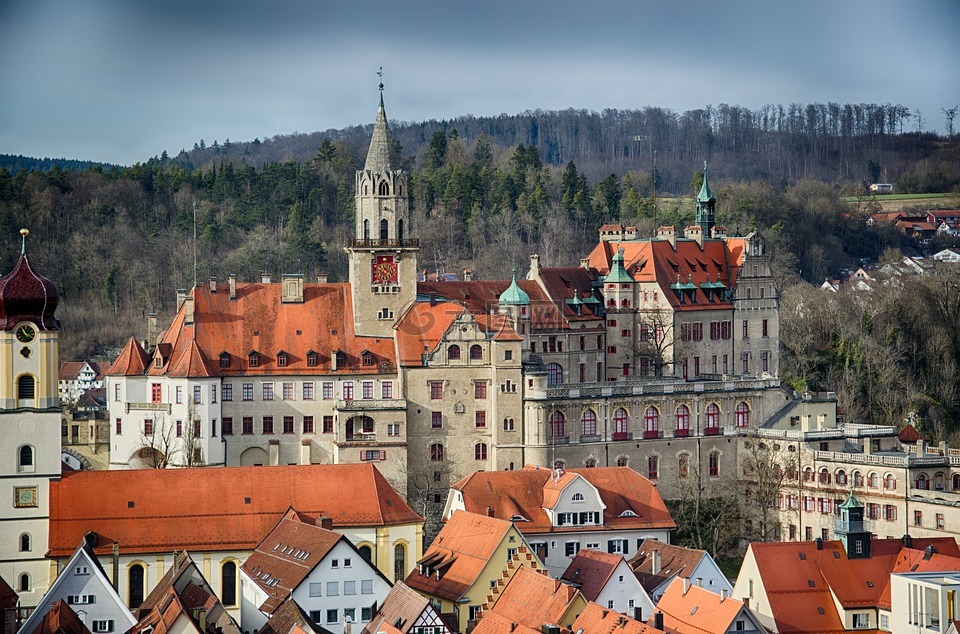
[377,66,384,93]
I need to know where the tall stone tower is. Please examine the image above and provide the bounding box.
[0,229,63,607]
[346,85,419,337]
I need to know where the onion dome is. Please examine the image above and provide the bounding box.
[498,269,530,306]
[0,229,60,330]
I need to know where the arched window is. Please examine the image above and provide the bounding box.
[549,412,565,439]
[853,471,864,487]
[836,469,847,485]
[580,409,597,437]
[430,443,444,462]
[380,218,389,240]
[803,467,814,482]
[616,456,628,467]
[709,452,720,477]
[358,545,372,562]
[221,561,237,606]
[644,407,660,438]
[394,543,406,582]
[613,408,629,440]
[678,454,689,479]
[546,363,563,387]
[885,474,897,490]
[447,345,461,360]
[648,455,659,480]
[17,375,35,401]
[675,405,690,437]
[363,219,370,240]
[475,443,487,461]
[19,574,29,593]
[18,445,34,472]
[19,533,30,552]
[379,180,389,196]
[584,458,597,468]
[819,468,831,484]
[953,474,960,491]
[129,564,145,608]
[735,402,750,427]
[705,404,720,434]
[469,345,483,360]
[916,473,929,490]
[868,472,879,488]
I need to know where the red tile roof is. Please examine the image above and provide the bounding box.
[898,423,922,443]
[585,239,745,311]
[450,467,675,535]
[361,581,442,634]
[655,578,745,634]
[473,567,581,633]
[559,549,625,602]
[167,340,220,378]
[404,510,514,602]
[417,280,568,331]
[748,537,960,633]
[259,599,326,634]
[106,338,150,376]
[571,601,662,634]
[58,361,102,381]
[629,540,707,593]
[49,464,421,557]
[877,546,960,609]
[31,600,90,634]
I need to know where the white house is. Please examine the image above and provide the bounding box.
[240,509,392,634]
[630,539,732,603]
[559,549,654,621]
[58,363,104,406]
[18,540,135,634]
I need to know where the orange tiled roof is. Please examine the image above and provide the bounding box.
[259,599,325,634]
[450,467,675,535]
[541,471,580,509]
[585,238,745,311]
[106,338,151,376]
[477,566,581,631]
[403,510,514,602]
[559,549,625,602]
[898,423,922,443]
[656,577,745,634]
[629,539,707,593]
[32,600,91,634]
[571,601,662,634]
[167,340,220,378]
[241,509,343,613]
[48,464,422,558]
[417,280,568,331]
[361,581,438,634]
[470,611,543,634]
[877,546,960,609]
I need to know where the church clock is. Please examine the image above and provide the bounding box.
[372,256,398,285]
[16,324,36,343]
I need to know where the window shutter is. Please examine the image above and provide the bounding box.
[607,540,615,553]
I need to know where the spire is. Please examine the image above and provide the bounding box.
[696,161,714,203]
[695,161,716,234]
[498,269,530,306]
[364,68,393,172]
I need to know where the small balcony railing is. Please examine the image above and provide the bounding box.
[643,430,661,439]
[580,434,601,443]
[674,428,690,438]
[612,431,632,441]
[350,238,420,249]
[345,432,377,442]
[549,435,570,445]
[704,426,721,436]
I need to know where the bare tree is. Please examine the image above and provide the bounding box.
[633,307,686,378]
[668,459,742,560]
[740,439,798,541]
[136,414,175,469]
[942,106,958,137]
[180,402,205,467]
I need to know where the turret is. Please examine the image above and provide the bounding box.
[695,161,716,235]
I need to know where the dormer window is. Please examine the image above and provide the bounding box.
[249,351,260,368]
[336,351,346,368]
[361,351,373,366]
[154,357,162,368]
[219,352,230,368]
[277,351,288,367]
[306,351,318,367]
[619,509,639,518]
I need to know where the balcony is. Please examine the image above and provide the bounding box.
[580,434,601,443]
[335,398,407,412]
[344,432,377,443]
[126,402,171,414]
[612,431,633,441]
[674,428,690,438]
[349,238,420,249]
[704,426,721,436]
[549,435,570,445]
[643,430,661,440]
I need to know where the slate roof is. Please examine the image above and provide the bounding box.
[559,549,626,602]
[241,509,344,613]
[404,510,514,602]
[49,464,421,557]
[450,466,675,535]
[655,578,745,634]
[629,540,707,594]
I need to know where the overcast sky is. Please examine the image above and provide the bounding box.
[1,0,958,166]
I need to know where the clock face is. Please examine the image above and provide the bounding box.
[372,257,398,285]
[16,324,36,343]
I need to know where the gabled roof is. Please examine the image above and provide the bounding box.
[404,510,515,602]
[49,464,422,558]
[559,549,626,601]
[878,547,960,609]
[535,267,604,323]
[417,279,567,331]
[259,599,329,634]
[471,567,582,634]
[361,581,446,634]
[241,509,345,613]
[541,471,582,509]
[656,578,748,634]
[59,361,102,381]
[167,340,220,378]
[31,600,91,634]
[571,601,661,634]
[105,338,150,376]
[450,467,675,535]
[0,574,17,611]
[630,540,707,594]
[898,423,922,443]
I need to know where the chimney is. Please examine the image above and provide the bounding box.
[529,254,541,278]
[720,588,728,601]
[183,295,194,325]
[903,534,914,549]
[319,516,333,530]
[651,549,661,575]
[657,226,676,248]
[682,577,691,594]
[112,542,120,591]
[633,607,643,622]
[268,439,280,466]
[924,545,937,560]
[228,274,237,300]
[147,312,159,351]
[317,273,328,284]
[540,625,560,634]
[486,507,494,518]
[654,612,664,630]
[299,439,311,465]
[580,258,590,270]
[261,271,271,284]
[281,274,304,303]
[331,350,339,371]
[176,289,187,311]
[209,277,217,293]
[685,224,704,246]
[816,537,824,550]
[429,291,437,307]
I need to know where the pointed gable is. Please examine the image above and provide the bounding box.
[473,567,584,632]
[656,577,751,634]
[560,550,625,602]
[167,340,220,378]
[106,338,150,376]
[31,600,91,634]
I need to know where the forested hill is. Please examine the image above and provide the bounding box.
[0,154,117,174]
[172,103,957,191]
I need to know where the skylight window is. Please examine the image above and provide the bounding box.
[619,510,638,518]
[798,552,806,560]
[807,580,815,587]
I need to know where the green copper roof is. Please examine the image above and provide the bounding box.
[604,249,634,284]
[839,493,864,509]
[498,269,530,306]
[696,160,715,203]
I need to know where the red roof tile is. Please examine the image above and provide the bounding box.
[559,549,625,601]
[31,600,90,634]
[571,601,662,634]
[629,540,707,593]
[450,467,675,535]
[361,581,440,634]
[49,464,421,557]
[898,423,922,443]
[477,567,581,631]
[167,340,220,378]
[656,578,745,634]
[106,338,150,376]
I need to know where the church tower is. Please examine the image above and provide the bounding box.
[0,229,63,607]
[346,80,419,337]
[695,161,716,235]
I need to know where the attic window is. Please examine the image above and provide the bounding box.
[127,501,134,508]
[277,352,288,367]
[817,608,825,615]
[244,497,251,504]
[832,552,840,558]
[619,510,638,518]
[219,353,230,368]
[336,351,346,367]
[866,581,874,587]
[249,352,260,367]
[798,552,806,560]
[807,580,815,588]
[154,357,162,368]
[509,515,529,522]
[307,351,318,367]
[362,352,374,366]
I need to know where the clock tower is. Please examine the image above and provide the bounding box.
[0,229,62,608]
[346,82,419,337]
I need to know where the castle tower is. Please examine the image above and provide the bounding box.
[835,493,871,559]
[695,161,716,235]
[346,81,419,337]
[0,229,63,607]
